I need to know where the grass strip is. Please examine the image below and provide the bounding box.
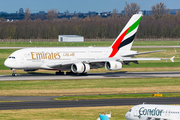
[0,106,131,120]
[0,101,24,103]
[54,93,180,101]
[0,77,180,96]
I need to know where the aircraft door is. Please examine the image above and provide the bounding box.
[133,106,140,117]
[22,53,29,64]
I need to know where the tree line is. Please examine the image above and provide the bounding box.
[0,2,180,39]
[0,15,180,39]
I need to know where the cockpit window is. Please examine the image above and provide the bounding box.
[8,56,15,59]
[129,109,132,112]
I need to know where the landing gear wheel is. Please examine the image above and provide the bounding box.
[12,69,17,76]
[12,73,17,76]
[66,72,70,75]
[55,71,64,75]
[80,72,87,76]
[66,71,76,75]
[66,71,87,76]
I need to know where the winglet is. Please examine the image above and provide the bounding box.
[170,56,175,62]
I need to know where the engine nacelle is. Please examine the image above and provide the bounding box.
[71,63,90,73]
[105,61,122,71]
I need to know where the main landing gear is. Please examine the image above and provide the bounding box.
[55,70,64,75]
[66,71,87,76]
[66,71,75,75]
[12,69,17,76]
[55,70,87,76]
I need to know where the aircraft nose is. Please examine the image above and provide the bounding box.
[4,59,11,68]
[125,112,130,120]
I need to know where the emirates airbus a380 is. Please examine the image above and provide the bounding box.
[4,14,174,76]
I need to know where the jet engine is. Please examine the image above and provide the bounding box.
[71,63,90,73]
[105,61,122,71]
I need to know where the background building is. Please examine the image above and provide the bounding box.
[19,8,24,14]
[58,35,84,42]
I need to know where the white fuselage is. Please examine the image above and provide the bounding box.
[125,104,180,120]
[4,46,137,70]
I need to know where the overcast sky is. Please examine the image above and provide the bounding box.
[0,0,180,13]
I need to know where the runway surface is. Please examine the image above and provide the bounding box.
[0,46,180,49]
[1,71,180,81]
[0,97,180,110]
[1,71,180,110]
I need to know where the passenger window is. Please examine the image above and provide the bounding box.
[8,57,11,58]
[129,109,132,112]
[12,57,15,59]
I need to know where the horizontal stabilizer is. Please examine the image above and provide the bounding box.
[162,56,175,62]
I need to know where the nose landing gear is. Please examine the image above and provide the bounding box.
[12,69,17,76]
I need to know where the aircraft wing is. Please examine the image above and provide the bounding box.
[118,57,166,62]
[89,56,174,63]
[46,58,112,69]
[47,60,87,68]
[122,50,166,57]
[46,56,174,69]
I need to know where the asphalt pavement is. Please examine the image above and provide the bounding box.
[1,71,180,81]
[0,97,180,110]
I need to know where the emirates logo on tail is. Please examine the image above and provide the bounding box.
[109,14,142,58]
[109,28,130,57]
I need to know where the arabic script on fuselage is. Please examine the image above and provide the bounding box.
[63,53,75,57]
